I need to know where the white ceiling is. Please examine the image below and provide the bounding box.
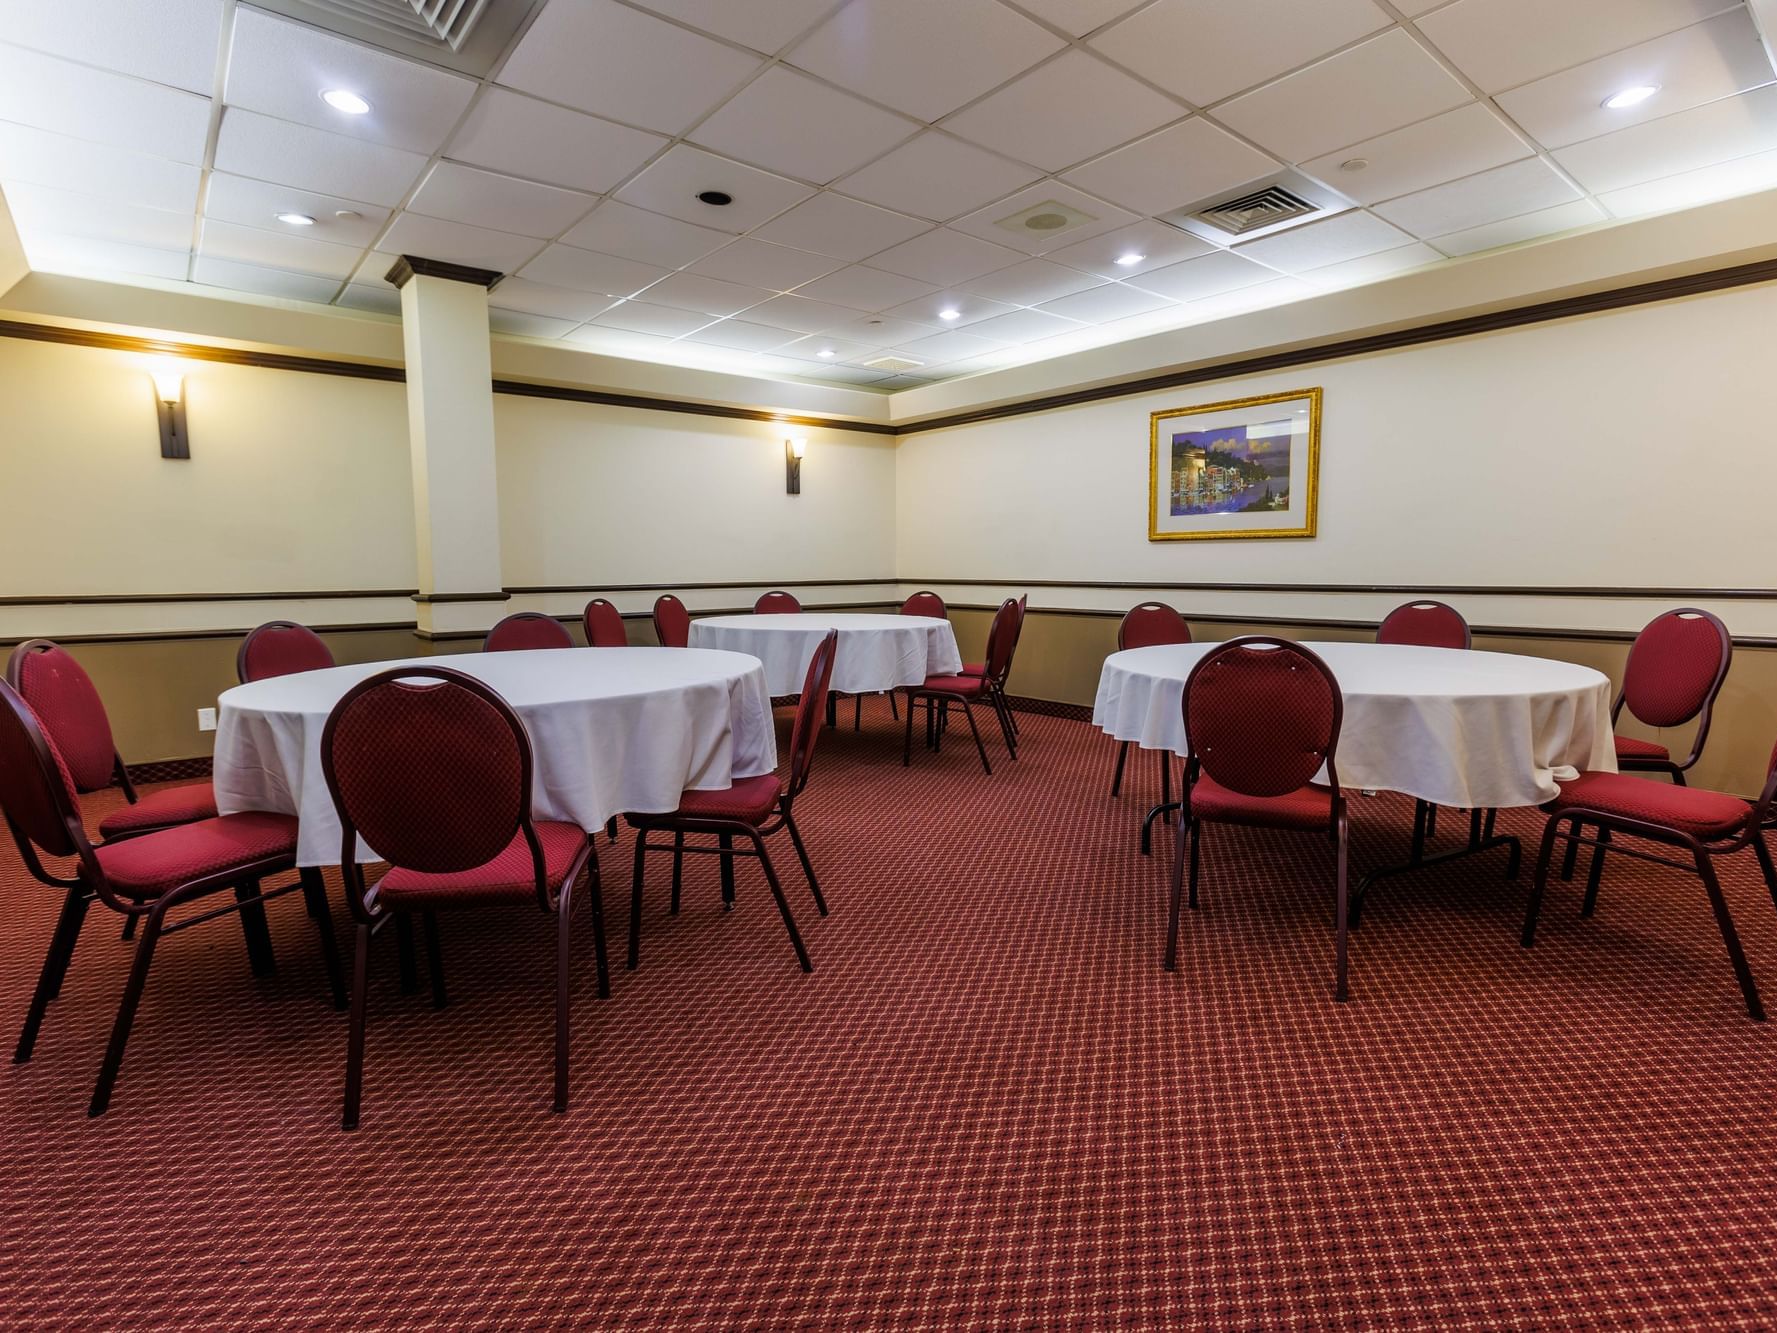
[3,0,1776,390]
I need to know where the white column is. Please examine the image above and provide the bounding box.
[389,256,508,639]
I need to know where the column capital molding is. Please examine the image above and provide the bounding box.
[386,255,504,291]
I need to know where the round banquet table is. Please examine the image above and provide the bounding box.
[1093,641,1616,811]
[213,647,776,867]
[687,612,963,696]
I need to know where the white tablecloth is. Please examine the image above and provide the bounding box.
[1093,641,1616,809]
[688,613,963,696]
[214,647,777,866]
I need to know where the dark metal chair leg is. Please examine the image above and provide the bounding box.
[16,888,88,1063]
[718,832,736,908]
[990,689,1017,757]
[1164,819,1189,972]
[1559,824,1582,880]
[1755,831,1777,912]
[1580,827,1612,917]
[750,831,812,972]
[421,911,447,1009]
[889,690,898,720]
[1694,848,1764,1020]
[89,902,166,1116]
[783,813,827,915]
[1159,753,1172,825]
[1110,740,1129,797]
[1140,799,1182,856]
[1425,804,1438,840]
[903,692,917,766]
[854,693,862,731]
[583,855,610,1000]
[959,700,992,775]
[234,881,277,976]
[299,867,348,1011]
[395,912,419,992]
[120,915,137,941]
[1521,817,1565,947]
[627,830,648,970]
[1483,807,1498,840]
[606,817,618,843]
[670,831,684,914]
[1335,817,1350,1003]
[342,921,371,1130]
[1187,817,1202,910]
[555,879,573,1113]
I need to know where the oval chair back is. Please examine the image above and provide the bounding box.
[1377,600,1471,650]
[754,590,802,614]
[320,667,536,909]
[237,621,335,683]
[484,612,573,653]
[981,599,1020,687]
[1618,608,1732,730]
[1184,637,1342,803]
[786,630,839,802]
[582,598,628,648]
[4,639,121,794]
[0,678,91,863]
[900,591,947,619]
[1118,602,1190,650]
[652,594,691,648]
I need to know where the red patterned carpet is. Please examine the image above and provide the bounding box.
[5,700,1777,1328]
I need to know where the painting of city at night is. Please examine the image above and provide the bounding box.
[1148,388,1321,542]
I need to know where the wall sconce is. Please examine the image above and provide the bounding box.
[785,436,807,495]
[151,369,189,460]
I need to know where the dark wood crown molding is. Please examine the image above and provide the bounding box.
[907,579,1777,601]
[410,591,513,604]
[386,255,504,290]
[0,589,419,607]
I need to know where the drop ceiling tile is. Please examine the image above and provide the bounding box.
[820,314,942,345]
[1373,158,1581,237]
[1044,220,1215,279]
[198,217,362,278]
[1552,84,1777,192]
[497,0,763,134]
[1496,11,1774,150]
[639,272,774,317]
[589,300,714,336]
[775,336,885,363]
[3,180,193,250]
[834,132,1043,222]
[962,306,1087,342]
[1298,241,1442,286]
[518,244,673,296]
[1415,0,1728,94]
[446,89,668,195]
[488,309,578,339]
[0,45,211,164]
[1597,146,1777,217]
[203,173,389,247]
[2,0,223,94]
[379,213,544,273]
[793,362,894,384]
[224,8,476,155]
[19,233,190,281]
[789,0,1065,122]
[680,319,801,351]
[407,162,595,238]
[558,200,730,269]
[1429,198,1606,255]
[349,249,402,287]
[791,265,940,310]
[563,325,682,356]
[613,145,815,233]
[1184,274,1318,318]
[622,0,842,53]
[736,294,862,333]
[750,192,932,260]
[1089,0,1390,107]
[942,50,1186,174]
[1035,281,1174,321]
[489,277,622,321]
[1060,119,1281,216]
[192,255,340,302]
[893,330,1008,362]
[1005,0,1151,39]
[947,181,1140,256]
[691,66,918,184]
[1392,0,1450,12]
[214,109,428,208]
[959,257,1105,304]
[1124,249,1275,300]
[1216,31,1472,163]
[866,228,1028,285]
[1299,103,1531,205]
[1231,210,1412,271]
[336,283,403,315]
[0,122,201,215]
[878,291,1021,329]
[687,238,842,291]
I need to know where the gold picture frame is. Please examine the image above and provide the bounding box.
[1148,387,1321,542]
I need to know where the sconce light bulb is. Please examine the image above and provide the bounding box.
[151,371,184,403]
[787,437,808,459]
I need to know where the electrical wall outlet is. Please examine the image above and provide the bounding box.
[197,707,217,732]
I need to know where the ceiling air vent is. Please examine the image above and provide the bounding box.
[249,0,549,75]
[1159,169,1354,246]
[1192,185,1319,236]
[864,355,926,372]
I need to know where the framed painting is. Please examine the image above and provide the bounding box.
[1147,387,1321,542]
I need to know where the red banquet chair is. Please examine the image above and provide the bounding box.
[1167,637,1352,1002]
[1520,742,1777,1021]
[321,666,607,1129]
[0,678,345,1116]
[625,630,837,975]
[652,594,691,648]
[902,599,1019,775]
[237,620,336,683]
[484,611,573,652]
[1109,602,1191,805]
[754,591,802,614]
[901,590,947,619]
[582,598,628,647]
[1376,600,1473,844]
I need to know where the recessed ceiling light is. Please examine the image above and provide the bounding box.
[275,212,316,226]
[697,189,733,206]
[938,307,961,321]
[816,349,837,358]
[321,88,371,115]
[1603,84,1659,109]
[1114,252,1144,267]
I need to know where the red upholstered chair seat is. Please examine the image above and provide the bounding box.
[1613,734,1671,763]
[673,773,783,824]
[96,781,218,840]
[375,821,589,908]
[93,812,299,898]
[915,674,988,697]
[1188,774,1334,831]
[960,661,986,677]
[1550,771,1750,838]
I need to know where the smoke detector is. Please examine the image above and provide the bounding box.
[993,199,1098,239]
